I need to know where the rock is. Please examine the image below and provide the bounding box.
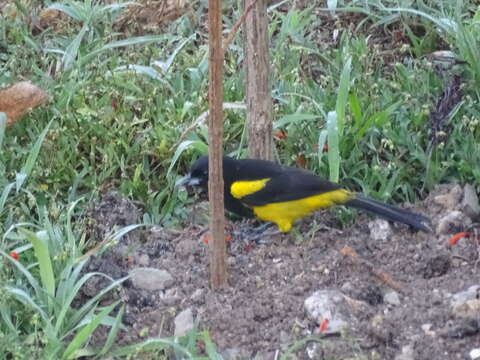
[441,318,479,338]
[160,287,181,306]
[453,298,480,318]
[130,267,174,290]
[175,238,198,259]
[450,285,480,317]
[137,253,150,266]
[304,289,369,333]
[462,184,480,219]
[223,348,250,360]
[174,308,194,336]
[384,291,401,306]
[422,255,451,279]
[190,288,205,304]
[470,348,480,360]
[368,219,393,241]
[421,323,436,337]
[434,185,462,210]
[394,344,415,360]
[436,210,470,234]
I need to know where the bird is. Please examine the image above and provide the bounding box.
[179,155,432,233]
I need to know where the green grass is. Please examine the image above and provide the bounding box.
[1,0,480,357]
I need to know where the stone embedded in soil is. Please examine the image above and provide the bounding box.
[130,267,174,290]
[174,307,194,337]
[368,219,392,241]
[304,289,369,333]
[450,285,480,312]
[422,323,436,337]
[394,344,415,360]
[190,288,205,304]
[441,318,479,339]
[434,185,463,210]
[450,285,480,318]
[384,291,401,306]
[462,184,480,219]
[436,210,471,234]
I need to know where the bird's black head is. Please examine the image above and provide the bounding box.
[178,155,209,189]
[177,155,238,190]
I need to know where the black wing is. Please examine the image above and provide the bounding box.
[239,167,341,206]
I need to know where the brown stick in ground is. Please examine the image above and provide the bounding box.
[339,245,405,294]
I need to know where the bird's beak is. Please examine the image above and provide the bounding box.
[175,174,200,188]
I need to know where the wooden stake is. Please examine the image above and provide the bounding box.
[243,0,273,160]
[208,0,227,287]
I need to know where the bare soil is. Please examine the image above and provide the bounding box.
[82,185,480,359]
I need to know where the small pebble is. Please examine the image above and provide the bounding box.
[384,291,401,306]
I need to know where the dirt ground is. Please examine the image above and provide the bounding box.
[81,184,480,359]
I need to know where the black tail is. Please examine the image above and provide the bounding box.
[345,196,432,233]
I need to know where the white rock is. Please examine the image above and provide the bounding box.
[451,285,480,307]
[384,291,401,306]
[130,267,174,290]
[368,219,393,241]
[470,348,480,360]
[395,344,415,360]
[304,289,368,333]
[174,308,194,336]
[421,323,435,337]
[436,210,470,234]
[450,285,480,318]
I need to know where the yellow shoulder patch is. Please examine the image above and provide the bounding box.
[230,178,270,199]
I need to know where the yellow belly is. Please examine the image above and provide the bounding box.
[252,189,353,232]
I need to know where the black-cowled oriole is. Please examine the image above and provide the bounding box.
[179,156,432,233]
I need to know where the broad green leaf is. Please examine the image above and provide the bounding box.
[348,93,362,129]
[273,113,321,128]
[48,3,84,22]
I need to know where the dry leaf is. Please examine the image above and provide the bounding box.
[0,81,49,126]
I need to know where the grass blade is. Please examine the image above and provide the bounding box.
[167,140,209,178]
[0,249,41,295]
[317,129,328,169]
[0,182,15,215]
[19,228,56,297]
[17,121,52,191]
[98,305,125,356]
[335,56,352,136]
[62,25,88,71]
[327,111,340,182]
[0,112,6,149]
[62,301,119,359]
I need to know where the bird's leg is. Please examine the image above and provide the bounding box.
[248,222,282,244]
[232,220,282,245]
